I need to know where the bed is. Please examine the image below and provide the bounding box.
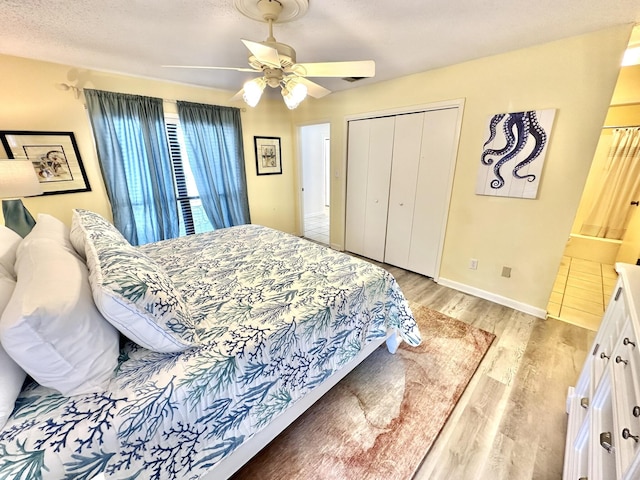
[0,210,421,480]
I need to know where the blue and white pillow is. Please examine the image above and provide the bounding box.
[73,209,198,352]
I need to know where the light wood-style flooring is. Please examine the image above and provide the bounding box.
[546,255,617,331]
[370,260,596,480]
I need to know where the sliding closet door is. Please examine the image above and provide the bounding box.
[345,120,369,256]
[345,116,395,261]
[384,113,424,268]
[408,107,460,277]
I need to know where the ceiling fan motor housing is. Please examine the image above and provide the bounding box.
[248,41,296,71]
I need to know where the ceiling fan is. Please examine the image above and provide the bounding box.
[164,0,375,109]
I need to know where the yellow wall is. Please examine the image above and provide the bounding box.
[0,54,298,233]
[293,25,632,313]
[0,24,633,315]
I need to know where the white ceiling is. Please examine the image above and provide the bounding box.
[1,0,640,98]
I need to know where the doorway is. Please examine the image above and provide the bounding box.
[546,29,640,330]
[299,123,330,245]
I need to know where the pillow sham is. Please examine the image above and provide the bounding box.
[75,209,198,352]
[70,209,127,259]
[0,226,22,279]
[0,276,25,429]
[0,236,120,396]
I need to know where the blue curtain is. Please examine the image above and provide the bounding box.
[176,101,251,228]
[84,89,179,245]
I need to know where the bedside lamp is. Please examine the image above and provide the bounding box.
[0,160,43,237]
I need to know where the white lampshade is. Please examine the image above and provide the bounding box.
[0,160,44,199]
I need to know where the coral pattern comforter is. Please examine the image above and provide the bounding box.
[0,225,421,479]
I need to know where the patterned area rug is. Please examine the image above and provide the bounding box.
[232,303,495,480]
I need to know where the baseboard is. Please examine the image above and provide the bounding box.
[436,277,547,319]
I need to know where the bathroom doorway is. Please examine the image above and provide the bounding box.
[547,29,640,330]
[299,123,330,246]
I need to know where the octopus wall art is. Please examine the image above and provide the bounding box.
[475,109,556,199]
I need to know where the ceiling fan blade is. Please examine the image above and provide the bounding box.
[295,77,331,99]
[162,65,258,72]
[241,39,281,68]
[289,60,375,78]
[230,88,245,102]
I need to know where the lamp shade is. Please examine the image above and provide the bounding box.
[0,160,43,199]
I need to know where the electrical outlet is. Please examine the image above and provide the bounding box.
[469,258,478,270]
[502,266,512,278]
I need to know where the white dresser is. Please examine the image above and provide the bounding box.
[564,263,640,480]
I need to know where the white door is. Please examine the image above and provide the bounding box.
[408,107,460,277]
[345,116,395,261]
[345,120,370,255]
[384,112,424,268]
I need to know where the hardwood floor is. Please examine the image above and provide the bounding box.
[371,261,596,480]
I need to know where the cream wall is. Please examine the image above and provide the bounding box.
[293,25,633,315]
[0,24,633,315]
[0,54,298,233]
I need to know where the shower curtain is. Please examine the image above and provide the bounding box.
[581,128,640,240]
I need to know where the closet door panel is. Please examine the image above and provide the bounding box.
[345,119,370,256]
[409,107,460,277]
[362,116,395,262]
[384,113,424,268]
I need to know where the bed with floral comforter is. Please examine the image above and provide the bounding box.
[0,223,421,480]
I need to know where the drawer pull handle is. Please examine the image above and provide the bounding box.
[580,397,589,409]
[624,337,636,348]
[634,406,640,418]
[623,428,639,443]
[616,355,628,366]
[600,352,610,360]
[601,431,614,453]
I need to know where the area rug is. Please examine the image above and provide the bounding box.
[231,303,495,480]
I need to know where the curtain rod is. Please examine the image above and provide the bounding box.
[58,83,245,111]
[164,98,246,112]
[602,125,640,129]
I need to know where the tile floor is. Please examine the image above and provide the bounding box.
[546,256,618,331]
[303,209,330,245]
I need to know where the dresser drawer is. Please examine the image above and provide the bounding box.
[592,286,629,392]
[590,370,618,479]
[612,320,640,476]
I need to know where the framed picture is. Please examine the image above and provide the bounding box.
[0,130,91,195]
[254,136,282,175]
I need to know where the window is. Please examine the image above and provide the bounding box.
[164,114,214,236]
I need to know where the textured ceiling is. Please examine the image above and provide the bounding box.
[1,0,639,98]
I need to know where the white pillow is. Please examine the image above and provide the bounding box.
[0,226,22,279]
[74,209,198,353]
[17,213,73,256]
[0,236,120,396]
[0,276,25,429]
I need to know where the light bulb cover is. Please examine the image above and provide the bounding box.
[242,78,266,107]
[281,79,307,110]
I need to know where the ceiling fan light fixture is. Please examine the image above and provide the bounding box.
[242,77,266,107]
[281,78,307,109]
